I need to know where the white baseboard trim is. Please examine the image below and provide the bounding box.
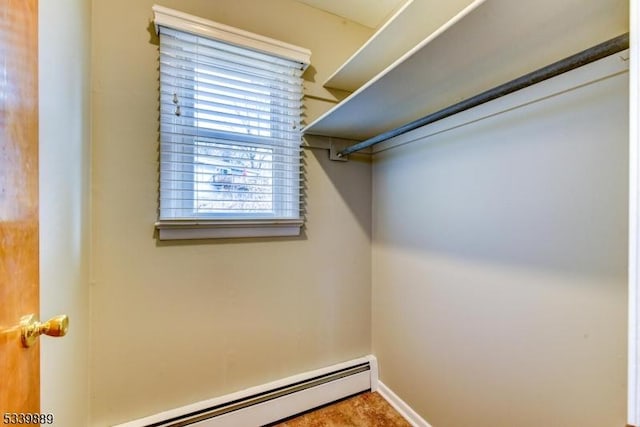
[377,381,432,427]
[114,355,378,427]
[112,355,433,427]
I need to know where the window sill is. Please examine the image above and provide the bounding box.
[155,219,303,240]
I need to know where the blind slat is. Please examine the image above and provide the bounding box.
[160,61,302,99]
[160,27,305,71]
[160,91,301,122]
[160,124,302,146]
[161,178,303,191]
[160,46,304,82]
[159,36,305,77]
[159,104,301,132]
[160,135,301,151]
[160,157,301,172]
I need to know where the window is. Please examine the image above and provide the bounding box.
[153,6,310,239]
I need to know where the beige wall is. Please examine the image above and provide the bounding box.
[86,1,632,425]
[89,1,372,425]
[372,66,629,425]
[39,0,92,426]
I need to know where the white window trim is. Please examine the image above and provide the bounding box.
[152,5,310,240]
[155,219,304,240]
[152,5,311,66]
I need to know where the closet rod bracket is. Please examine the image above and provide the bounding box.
[329,139,350,162]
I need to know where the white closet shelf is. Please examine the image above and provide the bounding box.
[323,0,479,92]
[303,0,629,142]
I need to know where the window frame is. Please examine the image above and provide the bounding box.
[152,5,310,240]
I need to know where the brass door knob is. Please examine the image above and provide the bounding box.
[20,314,69,347]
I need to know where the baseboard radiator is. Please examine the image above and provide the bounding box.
[115,356,378,427]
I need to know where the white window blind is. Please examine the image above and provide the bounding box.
[153,6,310,239]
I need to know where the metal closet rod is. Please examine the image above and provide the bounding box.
[338,32,630,157]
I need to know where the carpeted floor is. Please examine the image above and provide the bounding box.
[269,392,412,426]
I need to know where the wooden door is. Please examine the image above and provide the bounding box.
[0,0,40,419]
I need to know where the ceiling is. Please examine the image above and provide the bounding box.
[294,0,409,29]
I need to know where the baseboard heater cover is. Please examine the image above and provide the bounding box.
[114,355,378,427]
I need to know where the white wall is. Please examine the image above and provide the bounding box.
[39,0,91,426]
[372,60,629,425]
[89,1,373,425]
